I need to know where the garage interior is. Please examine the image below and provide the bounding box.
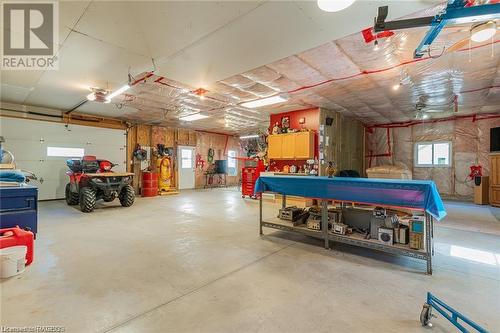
[0,1,499,332]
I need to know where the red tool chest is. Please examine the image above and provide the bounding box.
[241,159,265,199]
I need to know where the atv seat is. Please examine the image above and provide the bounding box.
[82,156,99,173]
[67,156,99,173]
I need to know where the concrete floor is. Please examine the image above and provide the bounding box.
[1,188,499,333]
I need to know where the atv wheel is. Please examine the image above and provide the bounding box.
[119,185,135,207]
[80,187,96,213]
[65,183,79,205]
[103,193,116,202]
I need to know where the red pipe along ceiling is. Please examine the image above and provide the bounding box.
[364,112,500,168]
[132,40,499,99]
[128,39,499,127]
[285,40,500,95]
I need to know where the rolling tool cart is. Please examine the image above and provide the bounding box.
[420,292,489,333]
[241,158,265,199]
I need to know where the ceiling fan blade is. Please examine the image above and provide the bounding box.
[445,38,470,53]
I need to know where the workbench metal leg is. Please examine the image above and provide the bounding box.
[321,200,329,249]
[431,215,434,256]
[425,213,432,275]
[259,195,263,235]
[282,194,286,209]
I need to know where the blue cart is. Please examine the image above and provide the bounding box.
[420,292,489,333]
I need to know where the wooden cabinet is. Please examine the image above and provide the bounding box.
[268,135,283,159]
[474,177,489,205]
[491,154,500,207]
[295,131,314,159]
[281,134,295,159]
[268,131,314,160]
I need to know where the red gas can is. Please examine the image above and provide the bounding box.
[0,227,34,265]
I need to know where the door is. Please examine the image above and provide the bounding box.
[0,117,126,200]
[178,146,195,189]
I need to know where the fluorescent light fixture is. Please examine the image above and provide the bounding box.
[239,134,259,139]
[317,0,355,12]
[241,95,287,108]
[179,113,209,121]
[106,84,130,101]
[471,21,496,42]
[86,92,96,101]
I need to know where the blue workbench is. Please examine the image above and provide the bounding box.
[254,176,445,274]
[255,176,446,221]
[0,185,38,236]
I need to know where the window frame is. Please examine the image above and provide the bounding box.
[46,146,85,158]
[227,150,237,176]
[414,141,452,168]
[180,148,193,169]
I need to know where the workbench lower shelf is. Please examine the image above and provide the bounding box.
[261,217,324,239]
[328,233,428,261]
[259,193,434,274]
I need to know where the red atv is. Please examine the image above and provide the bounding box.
[65,155,135,212]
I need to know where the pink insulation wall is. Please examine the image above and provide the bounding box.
[366,117,500,199]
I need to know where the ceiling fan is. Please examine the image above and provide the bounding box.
[412,96,456,119]
[374,2,500,58]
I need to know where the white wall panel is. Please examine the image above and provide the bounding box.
[0,117,126,200]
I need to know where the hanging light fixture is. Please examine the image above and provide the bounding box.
[86,92,96,101]
[373,40,380,51]
[470,21,496,43]
[317,0,355,12]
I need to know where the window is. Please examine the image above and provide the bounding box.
[47,147,84,157]
[181,149,192,169]
[227,150,237,176]
[414,142,451,167]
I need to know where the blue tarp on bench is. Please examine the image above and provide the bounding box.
[254,176,447,221]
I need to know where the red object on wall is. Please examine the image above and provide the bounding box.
[269,108,320,171]
[0,227,34,265]
[241,159,265,199]
[141,171,158,197]
[467,165,483,181]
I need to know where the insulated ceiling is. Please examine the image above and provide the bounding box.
[1,1,498,134]
[107,3,500,133]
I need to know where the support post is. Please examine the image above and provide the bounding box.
[282,193,286,209]
[259,195,263,235]
[425,212,432,275]
[321,200,329,249]
[431,215,434,256]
